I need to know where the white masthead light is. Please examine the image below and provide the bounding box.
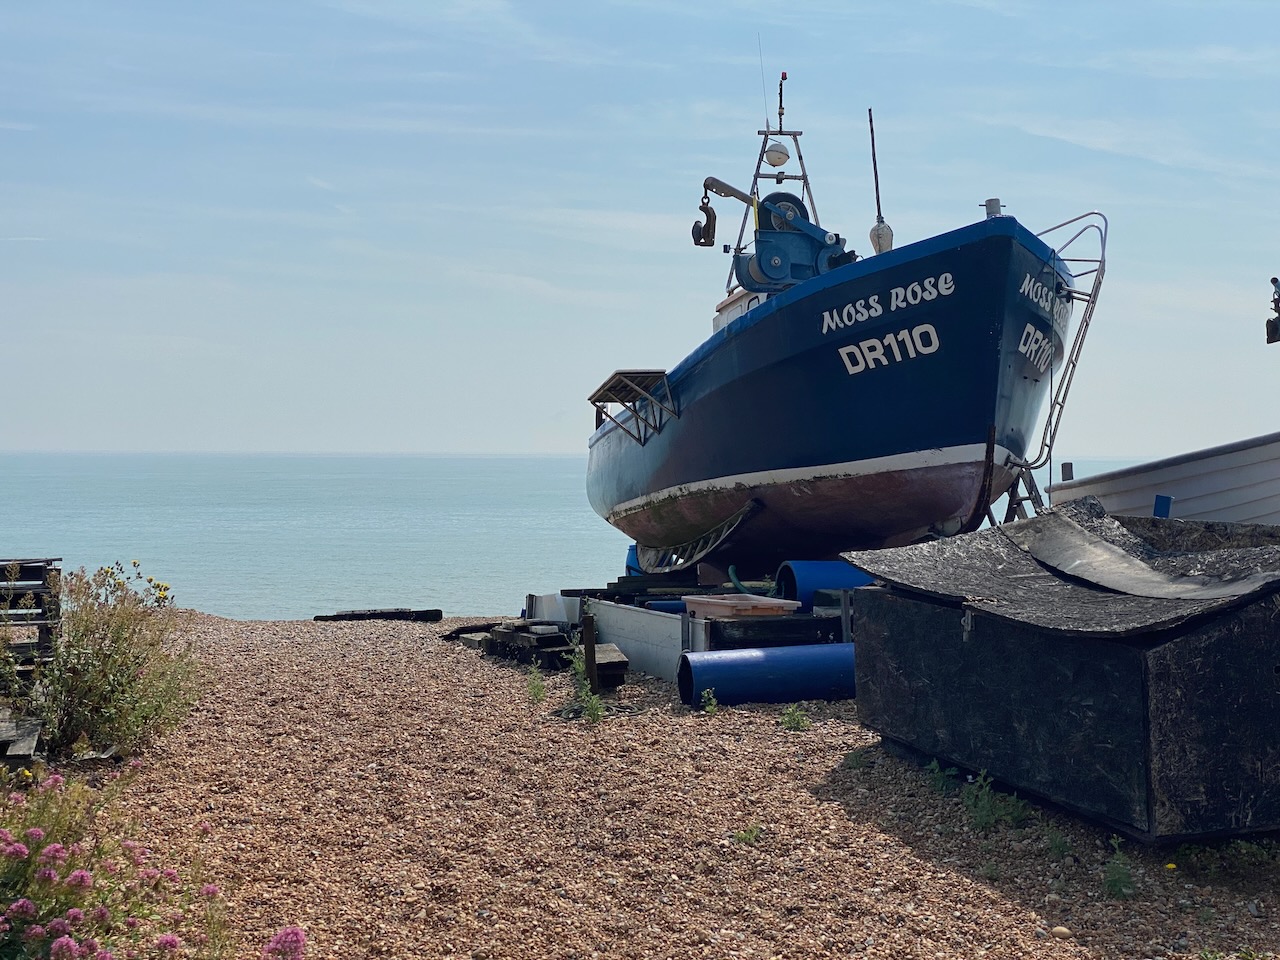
[764,140,790,167]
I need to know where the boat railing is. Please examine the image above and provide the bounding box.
[1019,211,1109,473]
[588,370,679,445]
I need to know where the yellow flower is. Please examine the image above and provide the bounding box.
[1165,863,1177,870]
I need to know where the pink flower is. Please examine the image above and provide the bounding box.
[262,925,307,960]
[82,937,100,953]
[161,868,179,882]
[39,843,68,864]
[200,884,221,898]
[94,950,113,960]
[154,933,180,953]
[36,868,59,884]
[22,923,46,942]
[39,774,65,791]
[3,842,29,859]
[47,918,72,937]
[124,917,139,930]
[0,829,11,843]
[7,898,37,919]
[49,934,79,959]
[23,828,44,842]
[6,792,25,805]
[64,869,93,890]
[90,906,110,924]
[65,908,84,925]
[198,822,213,835]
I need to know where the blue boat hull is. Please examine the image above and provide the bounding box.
[586,216,1073,572]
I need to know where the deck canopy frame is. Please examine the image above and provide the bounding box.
[589,369,679,445]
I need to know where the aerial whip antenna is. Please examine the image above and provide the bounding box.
[758,35,769,131]
[867,108,894,254]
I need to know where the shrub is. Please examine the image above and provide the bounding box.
[35,563,202,757]
[733,824,763,846]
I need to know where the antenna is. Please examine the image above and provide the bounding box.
[867,108,894,254]
[757,36,769,132]
[777,71,787,133]
[868,108,883,222]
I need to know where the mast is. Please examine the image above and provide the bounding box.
[724,71,820,291]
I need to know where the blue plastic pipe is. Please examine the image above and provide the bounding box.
[677,643,855,707]
[775,560,874,611]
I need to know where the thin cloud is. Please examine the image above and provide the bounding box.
[968,111,1279,181]
[1085,44,1276,80]
[69,89,546,138]
[0,121,36,131]
[323,0,614,67]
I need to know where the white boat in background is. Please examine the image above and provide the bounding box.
[1049,431,1280,524]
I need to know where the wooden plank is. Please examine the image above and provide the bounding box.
[5,720,41,760]
[313,608,442,622]
[593,643,629,668]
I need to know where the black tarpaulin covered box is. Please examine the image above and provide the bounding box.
[844,498,1280,841]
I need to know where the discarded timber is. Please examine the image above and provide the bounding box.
[0,708,42,768]
[313,607,442,623]
[848,497,1280,842]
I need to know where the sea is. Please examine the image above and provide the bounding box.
[0,453,1137,622]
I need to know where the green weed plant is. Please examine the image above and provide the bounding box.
[1102,835,1136,900]
[925,758,958,795]
[780,704,810,732]
[526,666,547,705]
[960,770,1033,834]
[699,688,718,715]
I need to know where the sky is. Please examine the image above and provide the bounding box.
[2,0,1277,460]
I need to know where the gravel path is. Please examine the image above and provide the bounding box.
[116,615,1278,959]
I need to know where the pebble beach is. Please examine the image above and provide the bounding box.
[115,614,1279,960]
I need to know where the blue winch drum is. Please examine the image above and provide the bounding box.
[678,643,855,707]
[774,559,875,611]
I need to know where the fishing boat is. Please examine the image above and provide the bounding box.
[1050,431,1280,525]
[586,75,1107,575]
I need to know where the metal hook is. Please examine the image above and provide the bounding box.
[692,194,717,247]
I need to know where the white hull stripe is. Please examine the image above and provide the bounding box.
[609,443,1017,520]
